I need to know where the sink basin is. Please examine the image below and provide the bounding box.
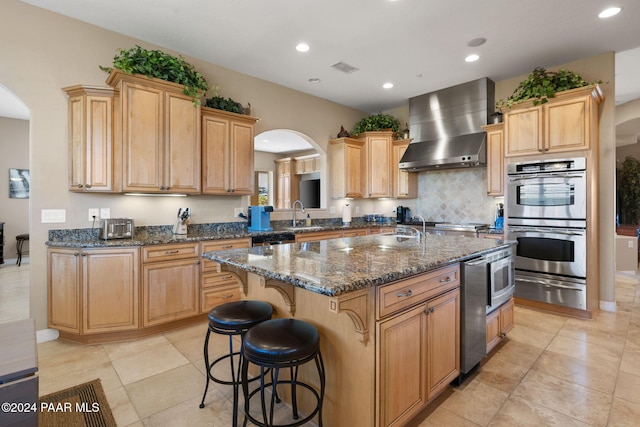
[286,226,324,231]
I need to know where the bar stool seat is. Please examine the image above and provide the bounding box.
[200,300,273,427]
[242,318,325,427]
[16,234,29,266]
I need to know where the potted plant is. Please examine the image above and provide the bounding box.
[496,67,600,109]
[619,156,640,224]
[352,113,401,136]
[204,95,247,114]
[100,45,209,103]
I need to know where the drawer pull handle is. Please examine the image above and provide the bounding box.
[221,245,233,249]
[165,250,180,255]
[397,290,413,298]
[221,294,234,299]
[439,276,452,283]
[223,275,234,280]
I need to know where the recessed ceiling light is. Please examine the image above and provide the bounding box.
[598,7,621,18]
[465,54,480,63]
[296,43,310,52]
[467,37,487,47]
[383,82,394,89]
[308,78,321,83]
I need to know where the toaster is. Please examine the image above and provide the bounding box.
[100,218,134,240]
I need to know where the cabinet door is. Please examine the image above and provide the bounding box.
[486,309,501,354]
[67,88,114,192]
[276,173,292,209]
[48,248,82,333]
[342,228,368,237]
[294,231,342,243]
[228,120,255,194]
[377,303,427,427]
[201,284,241,313]
[499,297,515,335]
[505,106,542,157]
[485,125,504,196]
[545,96,590,152]
[83,248,139,333]
[367,135,391,197]
[142,258,200,327]
[121,81,164,192]
[202,113,230,194]
[329,138,365,199]
[426,288,460,400]
[164,91,201,193]
[391,140,417,198]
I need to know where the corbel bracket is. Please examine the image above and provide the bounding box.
[259,277,296,316]
[217,264,248,296]
[328,288,370,344]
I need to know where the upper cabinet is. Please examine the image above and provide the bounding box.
[482,123,504,196]
[504,86,604,157]
[64,85,115,192]
[329,137,365,199]
[201,107,258,195]
[107,70,201,194]
[361,131,393,198]
[275,157,299,209]
[294,154,320,175]
[391,139,417,199]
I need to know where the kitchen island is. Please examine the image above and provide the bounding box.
[202,233,513,427]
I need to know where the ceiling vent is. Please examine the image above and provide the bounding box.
[331,61,359,74]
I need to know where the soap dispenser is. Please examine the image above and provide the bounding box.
[305,214,312,227]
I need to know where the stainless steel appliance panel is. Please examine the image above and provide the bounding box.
[508,225,586,278]
[460,257,488,375]
[515,270,586,310]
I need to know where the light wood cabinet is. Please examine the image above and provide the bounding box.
[141,243,200,327]
[294,230,342,243]
[64,85,115,192]
[342,228,369,237]
[294,154,320,175]
[275,158,299,209]
[107,70,201,194]
[482,123,504,196]
[486,297,514,353]
[391,139,417,198]
[200,238,251,313]
[505,86,604,157]
[376,267,460,427]
[329,137,365,199]
[48,247,139,335]
[361,131,393,198]
[201,107,258,195]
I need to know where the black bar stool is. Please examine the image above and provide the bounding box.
[241,318,325,427]
[200,300,273,427]
[16,234,29,266]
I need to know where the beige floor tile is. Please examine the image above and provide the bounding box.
[615,370,640,404]
[511,307,568,335]
[512,370,611,426]
[124,422,144,427]
[103,334,172,361]
[487,339,545,369]
[125,364,205,419]
[506,323,556,350]
[162,320,209,343]
[38,361,123,396]
[104,385,140,426]
[546,334,623,368]
[475,357,529,393]
[608,397,640,426]
[488,395,590,426]
[558,320,627,352]
[417,406,481,427]
[111,340,190,385]
[38,342,111,378]
[441,380,509,426]
[620,346,640,377]
[531,350,618,394]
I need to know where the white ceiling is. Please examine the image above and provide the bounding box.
[6,1,640,150]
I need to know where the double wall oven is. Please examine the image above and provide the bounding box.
[506,157,588,310]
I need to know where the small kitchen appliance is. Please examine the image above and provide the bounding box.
[100,218,134,240]
[248,205,274,231]
[396,206,411,223]
[494,203,504,230]
[173,208,190,235]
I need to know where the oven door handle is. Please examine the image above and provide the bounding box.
[509,227,585,236]
[516,276,584,291]
[508,172,585,181]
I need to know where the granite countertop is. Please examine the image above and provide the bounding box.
[202,234,514,297]
[45,221,394,248]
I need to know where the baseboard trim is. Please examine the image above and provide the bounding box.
[37,328,59,343]
[600,300,617,312]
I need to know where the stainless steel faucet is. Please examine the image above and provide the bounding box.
[413,215,426,238]
[292,200,305,227]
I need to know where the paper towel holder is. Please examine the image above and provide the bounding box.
[342,203,352,226]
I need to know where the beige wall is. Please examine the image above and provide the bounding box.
[0,0,367,330]
[0,117,29,261]
[496,52,617,305]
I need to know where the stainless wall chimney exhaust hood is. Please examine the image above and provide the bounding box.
[400,78,495,172]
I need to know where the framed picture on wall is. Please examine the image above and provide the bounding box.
[9,168,30,199]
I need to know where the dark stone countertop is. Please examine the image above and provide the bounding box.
[203,234,514,297]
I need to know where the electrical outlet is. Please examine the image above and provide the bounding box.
[88,208,99,221]
[41,209,66,223]
[329,206,336,214]
[629,240,634,249]
[234,208,243,217]
[355,206,360,214]
[100,208,110,219]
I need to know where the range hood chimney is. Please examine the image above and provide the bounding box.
[400,78,495,172]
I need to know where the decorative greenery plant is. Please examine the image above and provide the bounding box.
[100,45,210,103]
[619,156,640,225]
[497,67,600,109]
[204,95,245,114]
[352,113,400,135]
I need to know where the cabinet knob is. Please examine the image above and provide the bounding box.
[77,184,84,189]
[85,184,92,189]
[439,276,452,283]
[74,252,80,257]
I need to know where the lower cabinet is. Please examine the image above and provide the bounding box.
[48,247,139,334]
[376,266,460,427]
[295,230,342,243]
[486,297,514,353]
[142,243,200,327]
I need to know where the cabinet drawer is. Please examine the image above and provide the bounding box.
[201,239,251,272]
[295,231,342,243]
[342,228,368,237]
[201,285,241,313]
[377,264,459,319]
[201,271,240,289]
[143,243,199,263]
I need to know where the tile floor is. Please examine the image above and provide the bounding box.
[2,263,640,426]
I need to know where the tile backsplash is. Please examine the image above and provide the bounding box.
[416,168,501,225]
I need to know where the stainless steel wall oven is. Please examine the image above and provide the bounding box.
[507,157,588,310]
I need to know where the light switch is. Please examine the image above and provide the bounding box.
[41,209,66,223]
[100,208,111,219]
